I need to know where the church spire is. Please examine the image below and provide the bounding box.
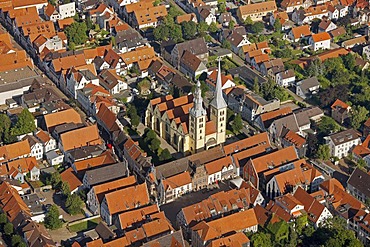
[210,60,227,109]
[190,81,206,117]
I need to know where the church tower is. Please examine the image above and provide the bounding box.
[189,81,207,153]
[209,60,227,145]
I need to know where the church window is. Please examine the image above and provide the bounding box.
[200,130,202,134]
[200,118,204,123]
[221,110,225,116]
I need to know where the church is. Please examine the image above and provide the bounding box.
[145,62,227,154]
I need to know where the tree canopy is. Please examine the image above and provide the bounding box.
[10,109,36,136]
[159,148,172,161]
[65,22,88,46]
[44,205,62,229]
[232,114,243,134]
[65,194,84,215]
[350,105,368,130]
[317,144,330,161]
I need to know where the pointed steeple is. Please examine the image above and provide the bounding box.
[210,60,227,109]
[190,81,206,117]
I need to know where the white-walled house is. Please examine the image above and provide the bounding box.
[23,135,43,161]
[309,32,331,51]
[65,69,100,99]
[276,69,295,87]
[46,150,64,166]
[160,172,193,204]
[98,69,128,95]
[324,129,361,159]
[35,130,57,153]
[204,156,239,184]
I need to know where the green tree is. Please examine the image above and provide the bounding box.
[3,222,13,235]
[250,22,264,33]
[243,16,253,26]
[350,105,369,130]
[10,109,36,136]
[208,22,219,33]
[170,24,183,42]
[317,144,330,161]
[127,105,141,128]
[153,0,161,5]
[65,22,88,45]
[60,181,70,197]
[197,21,209,36]
[0,113,11,134]
[44,205,62,229]
[251,232,272,247]
[49,172,62,188]
[149,138,161,152]
[69,42,76,51]
[296,214,308,234]
[342,53,356,70]
[153,25,170,41]
[287,225,298,247]
[159,148,172,161]
[253,78,260,94]
[218,2,226,13]
[267,220,289,242]
[273,18,282,31]
[221,39,231,49]
[0,213,7,224]
[232,114,243,134]
[11,235,24,247]
[318,116,339,135]
[229,20,235,29]
[181,21,197,40]
[65,194,84,215]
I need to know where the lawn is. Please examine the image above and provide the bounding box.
[68,218,101,233]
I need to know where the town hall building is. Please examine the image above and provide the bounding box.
[145,62,227,154]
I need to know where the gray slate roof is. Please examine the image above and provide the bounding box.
[84,162,128,187]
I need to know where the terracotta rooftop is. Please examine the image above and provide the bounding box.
[118,204,159,230]
[311,32,331,42]
[163,171,192,190]
[0,140,31,163]
[60,167,82,192]
[60,124,102,151]
[104,183,150,215]
[44,108,83,132]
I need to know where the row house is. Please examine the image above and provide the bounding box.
[120,46,157,78]
[264,159,324,199]
[97,49,126,76]
[22,135,43,160]
[320,178,366,233]
[98,69,128,95]
[58,124,102,153]
[328,4,349,20]
[275,187,332,228]
[292,5,329,25]
[114,28,148,54]
[237,1,277,22]
[86,175,136,215]
[324,128,361,159]
[118,204,159,230]
[35,130,57,154]
[96,104,124,137]
[33,34,65,55]
[206,68,235,91]
[88,3,114,29]
[191,208,258,247]
[122,137,152,181]
[122,0,155,24]
[100,183,150,225]
[82,162,129,189]
[6,157,40,183]
[2,7,41,38]
[65,68,100,99]
[43,108,83,133]
[318,19,338,33]
[225,85,281,122]
[279,126,307,158]
[0,139,31,165]
[132,5,167,30]
[159,171,193,204]
[71,150,116,176]
[280,0,312,13]
[76,84,118,117]
[295,76,320,99]
[177,187,263,236]
[243,146,299,191]
[43,2,76,22]
[60,167,82,194]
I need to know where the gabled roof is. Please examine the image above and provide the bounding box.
[291,25,311,39]
[60,124,102,151]
[96,104,120,132]
[118,204,159,230]
[224,132,270,155]
[60,167,82,192]
[311,32,331,42]
[162,171,192,190]
[0,140,31,163]
[238,1,277,15]
[0,182,31,222]
[251,146,298,174]
[104,183,150,215]
[347,168,370,199]
[206,232,250,247]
